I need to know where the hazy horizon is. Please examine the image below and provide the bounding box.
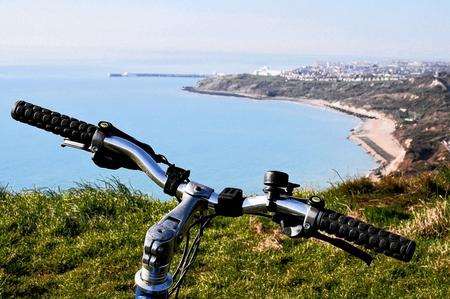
[1,0,450,66]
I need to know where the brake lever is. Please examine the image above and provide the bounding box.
[313,231,373,266]
[61,138,91,151]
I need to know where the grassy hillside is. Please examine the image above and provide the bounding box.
[1,169,449,298]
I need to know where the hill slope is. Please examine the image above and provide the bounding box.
[1,169,449,297]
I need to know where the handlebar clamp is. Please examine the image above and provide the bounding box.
[215,188,244,217]
[164,165,190,197]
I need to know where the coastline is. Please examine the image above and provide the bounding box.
[183,87,406,177]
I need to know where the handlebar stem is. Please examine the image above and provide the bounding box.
[135,182,211,298]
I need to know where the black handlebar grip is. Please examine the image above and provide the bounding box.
[318,209,416,262]
[11,100,98,145]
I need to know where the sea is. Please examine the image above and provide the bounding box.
[0,56,376,199]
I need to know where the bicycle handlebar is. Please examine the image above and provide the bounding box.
[11,100,417,297]
[10,100,416,262]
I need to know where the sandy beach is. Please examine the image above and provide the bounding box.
[327,102,406,176]
[185,87,406,176]
[269,97,405,176]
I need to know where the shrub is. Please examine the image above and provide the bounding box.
[398,199,449,238]
[337,177,375,196]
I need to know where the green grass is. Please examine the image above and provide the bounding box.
[1,169,449,298]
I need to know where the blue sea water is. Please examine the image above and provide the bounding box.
[0,64,376,199]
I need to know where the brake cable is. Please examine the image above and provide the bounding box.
[169,215,215,297]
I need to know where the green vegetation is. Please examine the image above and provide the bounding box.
[1,169,449,298]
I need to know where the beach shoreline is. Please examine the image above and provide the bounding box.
[183,87,406,177]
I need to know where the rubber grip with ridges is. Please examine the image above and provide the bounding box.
[318,209,416,262]
[11,100,98,145]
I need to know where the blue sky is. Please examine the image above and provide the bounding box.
[1,0,449,63]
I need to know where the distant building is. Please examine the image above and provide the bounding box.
[253,66,282,76]
[277,60,450,83]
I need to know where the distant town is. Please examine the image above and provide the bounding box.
[109,60,450,83]
[252,61,450,82]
